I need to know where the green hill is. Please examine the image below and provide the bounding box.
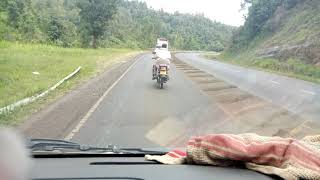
[104,0,235,51]
[219,0,320,82]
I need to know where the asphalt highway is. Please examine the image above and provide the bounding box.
[70,54,222,148]
[66,53,319,147]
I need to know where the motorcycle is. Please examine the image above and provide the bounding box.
[153,64,169,89]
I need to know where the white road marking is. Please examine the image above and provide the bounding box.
[269,80,280,85]
[301,90,316,96]
[64,56,141,141]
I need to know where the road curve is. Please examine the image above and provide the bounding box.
[176,53,320,122]
[70,54,224,148]
[67,53,320,148]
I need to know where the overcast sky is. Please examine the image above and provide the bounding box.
[138,0,245,26]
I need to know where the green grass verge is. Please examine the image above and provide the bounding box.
[203,52,320,84]
[0,41,141,125]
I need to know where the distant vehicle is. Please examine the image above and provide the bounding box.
[153,38,169,54]
[156,38,169,49]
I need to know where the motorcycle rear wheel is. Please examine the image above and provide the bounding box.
[160,82,164,89]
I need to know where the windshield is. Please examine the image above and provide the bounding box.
[0,0,319,152]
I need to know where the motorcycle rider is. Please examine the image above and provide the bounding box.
[152,49,171,80]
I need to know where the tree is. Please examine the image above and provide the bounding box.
[6,0,43,42]
[77,0,118,48]
[229,0,285,51]
[7,0,23,28]
[0,0,235,50]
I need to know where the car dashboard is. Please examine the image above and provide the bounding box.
[31,155,278,180]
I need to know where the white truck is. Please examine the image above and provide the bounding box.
[153,38,169,57]
[155,38,169,51]
[152,38,171,60]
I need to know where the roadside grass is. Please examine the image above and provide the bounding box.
[0,41,141,125]
[203,52,320,84]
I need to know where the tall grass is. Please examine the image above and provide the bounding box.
[0,41,138,124]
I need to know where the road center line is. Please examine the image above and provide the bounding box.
[64,55,142,141]
[269,80,280,85]
[301,89,316,96]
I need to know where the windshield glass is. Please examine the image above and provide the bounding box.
[0,0,319,151]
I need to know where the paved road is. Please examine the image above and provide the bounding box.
[176,53,320,122]
[71,54,223,148]
[69,53,319,148]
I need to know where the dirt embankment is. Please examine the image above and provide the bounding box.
[252,1,320,65]
[257,40,320,65]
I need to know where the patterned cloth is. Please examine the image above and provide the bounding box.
[145,133,320,180]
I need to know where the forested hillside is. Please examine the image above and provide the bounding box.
[0,0,234,51]
[221,0,320,82]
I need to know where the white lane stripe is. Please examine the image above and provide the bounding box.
[269,80,280,85]
[64,56,142,141]
[301,90,316,96]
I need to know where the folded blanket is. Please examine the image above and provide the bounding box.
[145,133,320,180]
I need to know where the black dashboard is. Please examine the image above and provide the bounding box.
[31,156,278,180]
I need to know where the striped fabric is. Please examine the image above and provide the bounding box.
[145,133,320,180]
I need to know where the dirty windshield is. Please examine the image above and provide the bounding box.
[0,0,319,149]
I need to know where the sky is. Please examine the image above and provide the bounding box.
[138,0,245,26]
